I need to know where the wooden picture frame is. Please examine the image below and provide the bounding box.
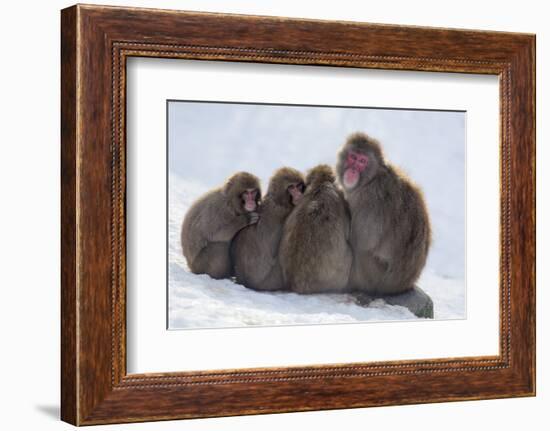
[61,4,535,426]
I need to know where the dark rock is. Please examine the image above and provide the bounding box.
[383,286,434,318]
[353,286,434,319]
[354,292,376,307]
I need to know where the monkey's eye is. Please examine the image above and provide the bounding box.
[288,183,304,193]
[350,153,357,160]
[243,190,257,199]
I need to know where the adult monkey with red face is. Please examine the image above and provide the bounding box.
[181,172,261,280]
[336,132,433,317]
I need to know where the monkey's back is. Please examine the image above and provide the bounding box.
[181,188,231,271]
[348,167,431,294]
[280,184,352,294]
[231,208,285,291]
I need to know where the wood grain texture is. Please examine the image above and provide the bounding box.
[60,5,78,425]
[60,4,536,426]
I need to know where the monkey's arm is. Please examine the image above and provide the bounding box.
[246,248,283,291]
[208,213,258,243]
[243,219,281,287]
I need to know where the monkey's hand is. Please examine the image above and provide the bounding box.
[247,211,260,225]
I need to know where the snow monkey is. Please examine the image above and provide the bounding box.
[232,167,305,291]
[279,164,353,294]
[181,172,261,279]
[336,132,431,295]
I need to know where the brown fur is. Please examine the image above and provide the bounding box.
[232,167,305,291]
[181,172,261,279]
[336,132,432,295]
[279,164,352,294]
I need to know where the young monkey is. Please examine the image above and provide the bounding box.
[232,167,305,291]
[181,172,261,279]
[279,164,352,294]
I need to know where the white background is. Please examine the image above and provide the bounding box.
[0,0,546,430]
[128,60,498,372]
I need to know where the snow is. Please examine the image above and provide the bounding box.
[168,174,464,330]
[168,102,466,329]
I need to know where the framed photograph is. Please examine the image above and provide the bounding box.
[61,4,535,425]
[165,99,464,329]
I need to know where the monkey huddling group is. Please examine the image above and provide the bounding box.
[181,132,432,315]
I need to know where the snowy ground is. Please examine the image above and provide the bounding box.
[168,174,465,329]
[168,102,466,329]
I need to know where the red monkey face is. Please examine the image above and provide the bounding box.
[287,182,305,205]
[343,150,369,189]
[241,189,258,212]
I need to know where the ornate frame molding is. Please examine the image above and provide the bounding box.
[61,5,535,425]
